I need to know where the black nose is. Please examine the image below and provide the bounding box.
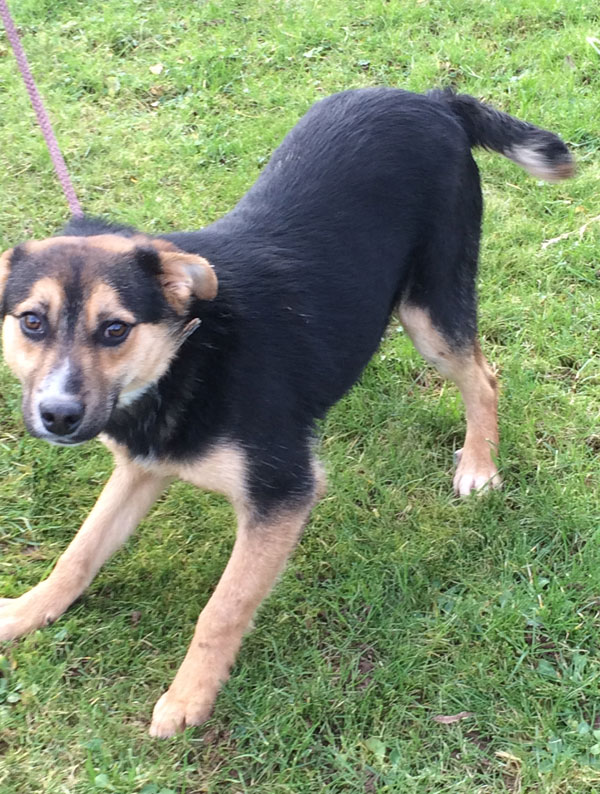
[39,398,84,436]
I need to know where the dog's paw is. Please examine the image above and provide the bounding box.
[453,448,502,497]
[149,687,215,738]
[0,597,41,642]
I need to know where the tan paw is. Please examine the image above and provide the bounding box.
[149,687,216,738]
[0,596,46,642]
[453,448,502,497]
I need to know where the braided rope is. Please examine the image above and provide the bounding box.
[0,0,83,216]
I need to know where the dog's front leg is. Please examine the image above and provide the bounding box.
[149,502,312,738]
[0,463,169,641]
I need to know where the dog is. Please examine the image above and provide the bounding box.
[0,87,573,737]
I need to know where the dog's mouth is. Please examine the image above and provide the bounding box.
[43,436,87,447]
[23,377,159,447]
[28,423,105,447]
[23,392,121,447]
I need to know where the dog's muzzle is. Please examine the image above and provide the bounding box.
[39,396,84,438]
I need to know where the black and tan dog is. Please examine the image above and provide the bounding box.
[0,88,573,736]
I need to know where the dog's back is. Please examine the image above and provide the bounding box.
[163,88,572,419]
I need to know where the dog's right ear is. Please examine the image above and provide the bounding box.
[0,248,13,312]
[158,251,218,313]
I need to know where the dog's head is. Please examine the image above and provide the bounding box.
[0,233,217,445]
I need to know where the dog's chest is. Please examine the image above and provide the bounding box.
[101,435,248,507]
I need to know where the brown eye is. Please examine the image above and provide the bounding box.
[24,314,41,330]
[106,322,127,338]
[100,321,131,346]
[20,313,46,338]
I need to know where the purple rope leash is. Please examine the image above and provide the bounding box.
[0,0,83,217]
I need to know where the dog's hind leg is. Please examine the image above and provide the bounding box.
[149,461,325,738]
[0,462,169,641]
[398,302,500,496]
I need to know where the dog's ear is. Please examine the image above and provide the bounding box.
[158,251,218,312]
[0,248,13,311]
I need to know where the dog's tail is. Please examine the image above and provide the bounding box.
[431,88,575,181]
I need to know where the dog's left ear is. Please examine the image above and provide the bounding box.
[0,248,13,310]
[158,251,218,312]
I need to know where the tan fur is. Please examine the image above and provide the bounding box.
[103,440,251,515]
[59,321,181,413]
[158,251,218,311]
[2,315,63,389]
[147,448,324,736]
[26,234,138,255]
[102,438,250,506]
[0,247,12,304]
[2,315,46,383]
[2,276,67,387]
[507,145,576,182]
[2,273,183,433]
[13,276,66,328]
[113,324,182,400]
[85,282,136,327]
[149,501,316,737]
[0,231,317,738]
[1,240,200,424]
[0,462,170,641]
[0,429,324,737]
[133,235,178,253]
[554,161,577,180]
[175,444,249,508]
[127,441,326,515]
[23,235,218,312]
[398,302,500,495]
[83,282,181,396]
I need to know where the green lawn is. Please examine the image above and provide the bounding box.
[1,0,600,791]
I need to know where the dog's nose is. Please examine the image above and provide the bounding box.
[39,398,84,436]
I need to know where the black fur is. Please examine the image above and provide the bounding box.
[60,87,571,514]
[430,88,573,168]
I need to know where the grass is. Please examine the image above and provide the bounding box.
[1,0,600,791]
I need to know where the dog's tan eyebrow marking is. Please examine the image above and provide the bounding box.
[25,234,180,257]
[83,235,139,254]
[0,248,12,301]
[25,235,137,255]
[24,237,82,254]
[133,235,178,253]
[86,282,136,329]
[12,277,65,326]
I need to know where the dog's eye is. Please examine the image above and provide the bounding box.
[100,321,131,346]
[20,313,46,338]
